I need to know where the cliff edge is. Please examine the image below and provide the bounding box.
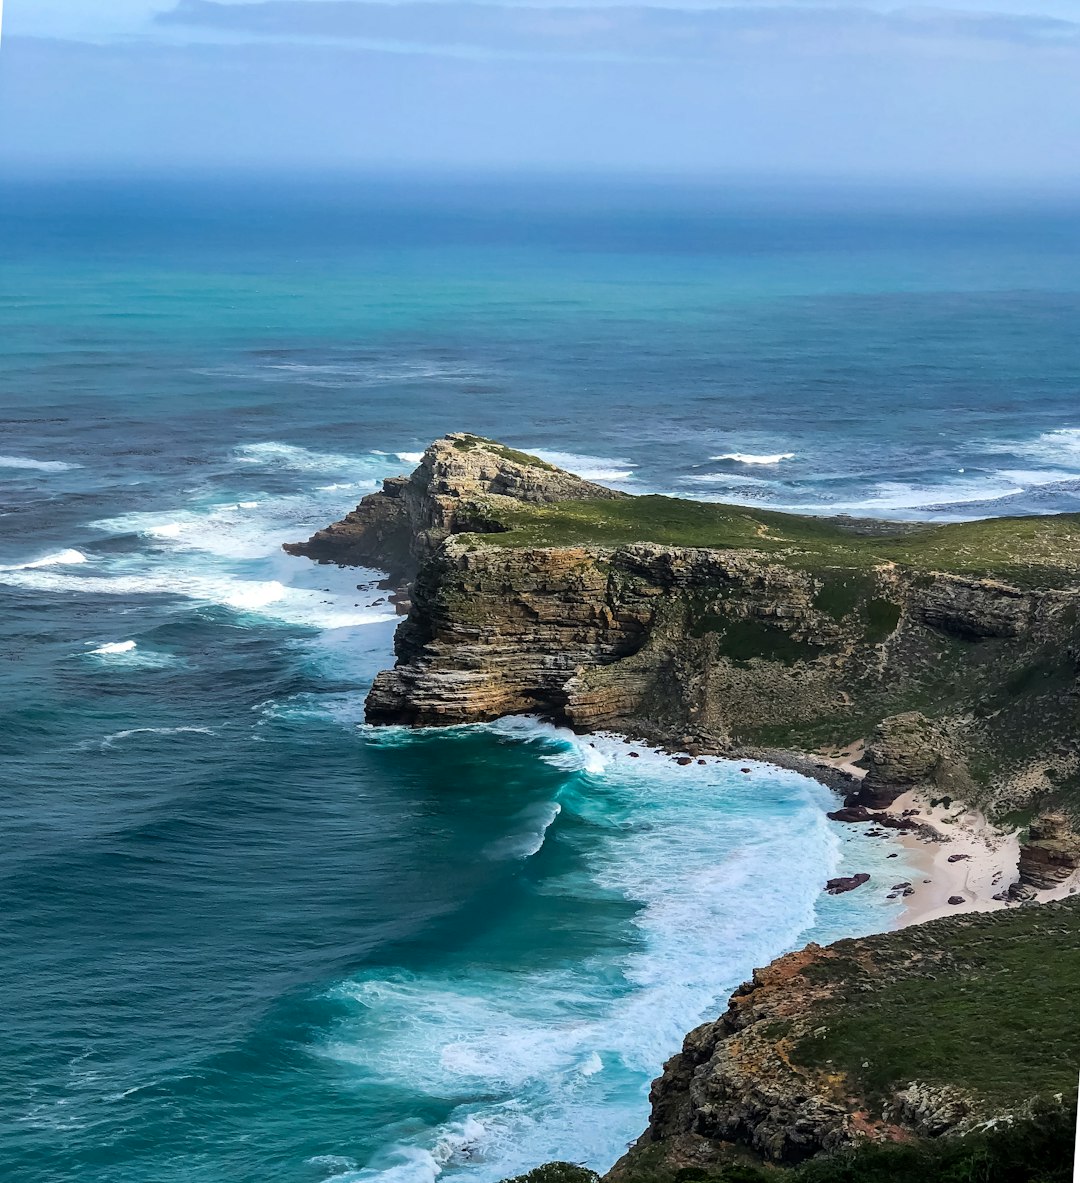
[288,434,1080,824]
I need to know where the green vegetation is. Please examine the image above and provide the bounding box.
[473,495,1080,588]
[794,904,1080,1108]
[452,433,558,472]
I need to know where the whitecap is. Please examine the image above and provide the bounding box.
[98,726,214,748]
[525,449,637,485]
[83,640,181,670]
[395,452,424,465]
[0,455,78,472]
[232,441,405,476]
[90,640,136,655]
[993,427,1080,467]
[0,548,89,571]
[711,452,795,465]
[0,565,398,631]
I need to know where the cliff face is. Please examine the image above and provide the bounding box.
[607,897,1080,1174]
[289,436,1080,817]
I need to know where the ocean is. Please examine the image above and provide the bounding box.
[2,176,1079,1183]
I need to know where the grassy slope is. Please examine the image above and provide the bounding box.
[794,899,1080,1108]
[475,495,1080,588]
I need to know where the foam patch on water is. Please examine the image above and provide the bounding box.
[712,452,795,465]
[9,566,396,630]
[318,720,908,1183]
[525,449,637,485]
[0,455,79,472]
[97,726,216,748]
[83,640,181,670]
[995,427,1080,467]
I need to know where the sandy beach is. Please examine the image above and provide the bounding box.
[812,744,1080,927]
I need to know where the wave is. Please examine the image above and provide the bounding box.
[711,452,795,465]
[321,720,912,1183]
[84,640,181,670]
[98,726,215,748]
[992,427,1080,467]
[0,548,89,571]
[90,640,136,655]
[483,801,562,860]
[0,564,399,631]
[525,449,637,484]
[232,441,396,476]
[0,454,78,472]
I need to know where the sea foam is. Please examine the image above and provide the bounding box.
[526,449,637,484]
[319,721,908,1183]
[0,455,79,472]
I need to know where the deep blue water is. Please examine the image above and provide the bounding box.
[2,177,1079,1183]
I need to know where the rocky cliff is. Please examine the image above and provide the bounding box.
[289,435,1080,819]
[607,896,1080,1176]
[284,432,623,580]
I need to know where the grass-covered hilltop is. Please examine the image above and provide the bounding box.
[287,435,1080,1178]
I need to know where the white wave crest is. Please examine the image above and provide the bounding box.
[90,640,136,655]
[98,726,215,748]
[0,564,398,631]
[0,455,78,472]
[0,548,89,571]
[232,441,391,475]
[526,449,637,484]
[711,452,795,465]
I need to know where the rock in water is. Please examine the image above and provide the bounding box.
[825,873,870,894]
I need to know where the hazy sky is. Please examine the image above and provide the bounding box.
[4,0,1080,179]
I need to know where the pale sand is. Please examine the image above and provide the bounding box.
[894,790,1080,928]
[811,742,1080,927]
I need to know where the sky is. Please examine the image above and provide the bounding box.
[3,0,1080,179]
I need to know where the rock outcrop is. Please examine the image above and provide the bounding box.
[851,712,974,809]
[284,433,623,580]
[1018,812,1080,889]
[607,898,1080,1175]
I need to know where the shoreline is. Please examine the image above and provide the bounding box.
[615,725,1079,929]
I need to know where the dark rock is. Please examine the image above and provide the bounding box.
[825,873,870,895]
[676,756,693,766]
[827,805,874,823]
[948,895,965,905]
[947,853,971,863]
[628,751,639,757]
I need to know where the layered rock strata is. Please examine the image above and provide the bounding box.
[289,436,1080,820]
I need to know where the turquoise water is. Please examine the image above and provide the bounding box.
[3,177,1079,1183]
